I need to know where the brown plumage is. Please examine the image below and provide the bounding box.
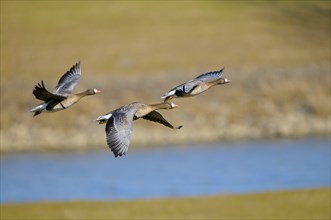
[31,61,101,116]
[96,102,182,157]
[161,68,230,102]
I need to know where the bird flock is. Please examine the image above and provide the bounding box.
[31,61,230,157]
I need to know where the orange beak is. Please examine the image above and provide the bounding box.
[172,103,179,108]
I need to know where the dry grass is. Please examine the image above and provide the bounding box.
[1,188,330,219]
[1,1,329,78]
[0,1,330,151]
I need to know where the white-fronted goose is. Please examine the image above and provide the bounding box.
[161,68,230,102]
[31,61,101,116]
[96,102,182,157]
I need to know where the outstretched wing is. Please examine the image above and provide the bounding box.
[164,80,198,96]
[105,112,133,157]
[142,111,183,129]
[195,68,224,82]
[33,80,66,102]
[179,80,201,94]
[54,61,81,95]
[161,68,224,100]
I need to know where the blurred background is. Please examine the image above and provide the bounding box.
[1,1,329,151]
[0,1,330,219]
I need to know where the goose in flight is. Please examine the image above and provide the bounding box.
[161,68,230,102]
[96,102,182,157]
[31,61,101,116]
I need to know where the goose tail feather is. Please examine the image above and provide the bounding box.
[96,113,112,124]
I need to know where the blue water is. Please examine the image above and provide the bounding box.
[0,138,330,203]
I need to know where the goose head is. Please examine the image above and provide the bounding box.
[169,102,179,109]
[85,88,101,95]
[218,78,231,85]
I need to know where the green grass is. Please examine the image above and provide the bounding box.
[1,188,330,219]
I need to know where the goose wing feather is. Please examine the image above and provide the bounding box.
[181,80,200,93]
[33,80,66,102]
[170,80,201,96]
[142,111,182,129]
[54,62,81,95]
[195,68,224,82]
[105,112,133,157]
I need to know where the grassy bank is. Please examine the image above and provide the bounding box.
[1,2,330,152]
[1,188,330,219]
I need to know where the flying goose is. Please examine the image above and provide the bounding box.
[161,68,230,102]
[31,61,101,116]
[96,102,182,157]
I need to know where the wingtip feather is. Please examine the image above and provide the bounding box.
[176,125,183,130]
